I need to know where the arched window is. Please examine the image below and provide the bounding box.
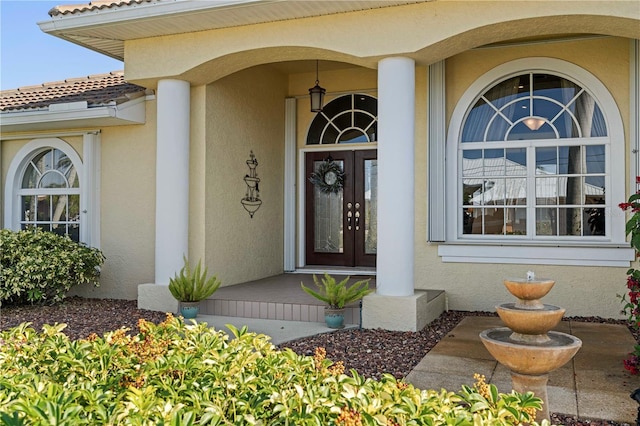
[4,138,92,244]
[306,94,377,145]
[441,58,629,266]
[459,72,607,238]
[18,147,81,241]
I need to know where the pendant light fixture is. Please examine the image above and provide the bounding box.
[309,60,326,112]
[523,117,546,131]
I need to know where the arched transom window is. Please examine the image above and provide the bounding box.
[459,72,609,239]
[19,148,81,241]
[306,94,377,145]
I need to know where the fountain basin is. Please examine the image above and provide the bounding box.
[504,278,555,309]
[480,327,582,375]
[496,303,565,342]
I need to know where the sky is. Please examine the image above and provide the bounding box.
[0,0,123,90]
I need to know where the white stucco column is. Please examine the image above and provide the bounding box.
[376,57,415,297]
[155,79,190,284]
[363,57,443,332]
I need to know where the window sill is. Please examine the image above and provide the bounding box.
[437,243,634,267]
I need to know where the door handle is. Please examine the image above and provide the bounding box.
[347,202,353,231]
[355,211,360,231]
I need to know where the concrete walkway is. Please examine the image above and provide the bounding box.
[195,314,639,424]
[406,316,639,424]
[196,314,358,345]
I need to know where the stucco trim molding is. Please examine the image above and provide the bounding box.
[438,244,634,267]
[284,97,296,271]
[631,39,640,188]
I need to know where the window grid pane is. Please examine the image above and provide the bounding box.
[534,144,605,236]
[462,146,529,236]
[17,148,81,242]
[306,94,377,145]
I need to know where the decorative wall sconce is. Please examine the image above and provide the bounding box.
[309,60,326,113]
[241,151,262,218]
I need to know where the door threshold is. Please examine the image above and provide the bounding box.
[291,266,376,276]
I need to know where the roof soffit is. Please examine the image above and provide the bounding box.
[39,1,429,61]
[0,97,147,133]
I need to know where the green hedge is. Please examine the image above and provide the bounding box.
[0,229,105,305]
[0,315,547,425]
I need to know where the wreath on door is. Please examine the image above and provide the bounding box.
[309,159,345,194]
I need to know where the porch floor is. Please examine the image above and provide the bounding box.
[201,273,443,326]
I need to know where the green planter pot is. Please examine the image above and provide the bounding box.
[324,307,345,329]
[180,302,200,319]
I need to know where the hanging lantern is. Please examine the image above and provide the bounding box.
[309,60,325,112]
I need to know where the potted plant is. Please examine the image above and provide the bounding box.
[301,273,372,329]
[168,257,221,319]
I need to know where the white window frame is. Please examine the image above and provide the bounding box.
[439,58,633,267]
[4,134,101,248]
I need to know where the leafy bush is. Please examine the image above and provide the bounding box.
[0,229,105,305]
[0,315,548,425]
[619,177,640,374]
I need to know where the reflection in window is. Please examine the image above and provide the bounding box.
[19,148,80,241]
[462,73,607,142]
[307,94,377,145]
[313,159,344,253]
[364,159,378,254]
[459,73,608,239]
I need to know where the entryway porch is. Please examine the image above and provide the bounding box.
[198,273,445,328]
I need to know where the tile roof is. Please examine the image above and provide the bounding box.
[0,71,148,112]
[48,1,153,17]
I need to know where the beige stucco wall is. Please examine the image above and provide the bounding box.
[204,65,287,286]
[0,130,156,301]
[415,36,632,319]
[124,1,639,89]
[91,114,157,299]
[70,107,158,300]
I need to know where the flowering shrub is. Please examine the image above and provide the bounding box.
[0,228,105,305]
[0,315,549,425]
[619,176,640,374]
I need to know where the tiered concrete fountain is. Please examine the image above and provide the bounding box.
[479,273,582,422]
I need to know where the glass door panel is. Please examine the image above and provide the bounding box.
[313,162,344,253]
[364,159,377,255]
[354,151,377,267]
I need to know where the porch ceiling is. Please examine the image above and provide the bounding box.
[38,0,429,61]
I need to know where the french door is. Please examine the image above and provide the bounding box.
[305,150,377,267]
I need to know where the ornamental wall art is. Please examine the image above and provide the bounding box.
[241,151,262,218]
